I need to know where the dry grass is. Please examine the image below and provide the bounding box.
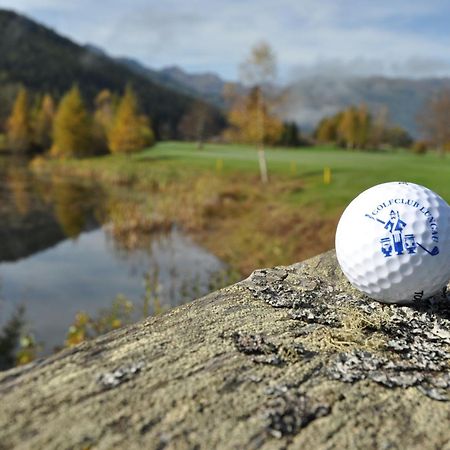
[31,157,339,276]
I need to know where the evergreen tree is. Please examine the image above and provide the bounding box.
[6,87,32,153]
[108,86,154,154]
[34,94,55,151]
[279,122,301,147]
[51,86,92,158]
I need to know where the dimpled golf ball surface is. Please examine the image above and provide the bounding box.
[335,182,450,304]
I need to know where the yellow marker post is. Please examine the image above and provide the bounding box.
[290,161,297,176]
[323,167,332,185]
[216,159,223,174]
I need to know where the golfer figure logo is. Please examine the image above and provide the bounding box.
[378,209,438,257]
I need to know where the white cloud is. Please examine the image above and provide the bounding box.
[1,0,450,80]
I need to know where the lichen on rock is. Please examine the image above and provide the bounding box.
[1,250,449,450]
[245,251,450,403]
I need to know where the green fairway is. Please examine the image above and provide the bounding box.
[43,141,450,212]
[135,142,450,206]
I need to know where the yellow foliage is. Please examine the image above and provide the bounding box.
[16,334,39,365]
[34,94,55,151]
[94,89,115,131]
[51,178,90,238]
[6,167,31,215]
[6,86,32,153]
[315,115,340,143]
[338,106,359,148]
[65,296,134,348]
[93,89,115,153]
[108,86,154,154]
[65,312,90,347]
[332,104,372,149]
[226,87,283,146]
[50,85,92,158]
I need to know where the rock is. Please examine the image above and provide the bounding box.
[0,250,449,450]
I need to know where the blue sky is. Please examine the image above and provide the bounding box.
[1,0,450,81]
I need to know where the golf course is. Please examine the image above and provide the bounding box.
[33,142,450,276]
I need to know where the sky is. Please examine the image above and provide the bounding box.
[1,0,450,81]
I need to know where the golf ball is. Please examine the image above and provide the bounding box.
[335,182,450,304]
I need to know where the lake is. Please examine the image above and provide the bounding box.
[0,158,228,356]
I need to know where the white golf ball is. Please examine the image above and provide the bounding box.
[335,182,450,304]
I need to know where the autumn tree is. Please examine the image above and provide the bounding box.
[51,86,92,158]
[315,105,373,149]
[315,105,412,151]
[6,86,32,153]
[227,87,283,148]
[238,42,281,183]
[338,106,359,149]
[355,104,371,149]
[108,86,154,154]
[419,89,450,156]
[33,94,55,151]
[93,89,116,153]
[315,114,341,144]
[369,107,389,149]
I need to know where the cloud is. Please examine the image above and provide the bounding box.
[1,0,450,80]
[288,57,450,80]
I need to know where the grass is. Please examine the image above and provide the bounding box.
[31,142,450,276]
[137,141,450,199]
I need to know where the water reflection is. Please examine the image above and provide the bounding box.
[51,176,103,238]
[0,159,229,359]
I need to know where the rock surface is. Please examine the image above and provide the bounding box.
[1,250,450,450]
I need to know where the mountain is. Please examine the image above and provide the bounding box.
[116,58,196,99]
[118,56,450,138]
[283,76,450,137]
[159,66,227,106]
[117,59,235,107]
[0,9,222,138]
[121,58,450,137]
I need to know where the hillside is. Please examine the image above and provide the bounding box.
[118,59,234,107]
[0,9,221,138]
[283,76,450,136]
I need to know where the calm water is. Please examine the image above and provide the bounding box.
[0,159,227,355]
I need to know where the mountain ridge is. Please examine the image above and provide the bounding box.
[0,8,222,138]
[283,75,450,136]
[117,54,450,137]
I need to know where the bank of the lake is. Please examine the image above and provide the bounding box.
[31,141,450,276]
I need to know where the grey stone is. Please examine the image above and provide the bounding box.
[1,250,449,450]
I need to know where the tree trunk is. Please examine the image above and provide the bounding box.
[256,87,268,184]
[258,147,268,184]
[1,250,449,449]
